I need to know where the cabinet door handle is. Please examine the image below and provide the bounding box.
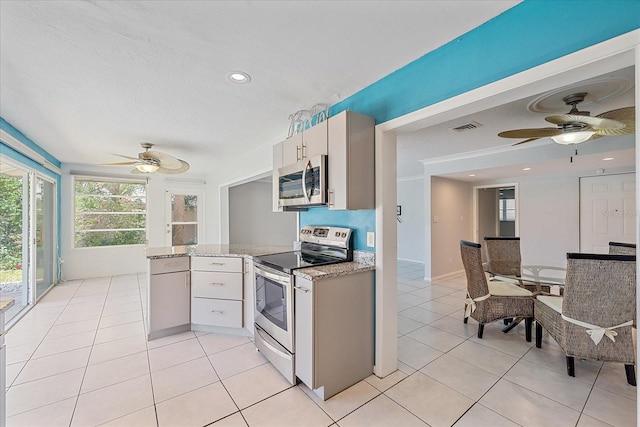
[301,143,306,160]
[328,189,334,207]
[209,262,226,266]
[209,282,225,287]
[296,145,301,161]
[294,286,309,293]
[211,310,225,315]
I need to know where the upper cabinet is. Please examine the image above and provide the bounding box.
[282,120,328,165]
[272,110,374,212]
[327,110,375,210]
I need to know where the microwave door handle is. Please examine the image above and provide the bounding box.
[302,160,311,201]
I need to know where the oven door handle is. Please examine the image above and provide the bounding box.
[255,264,290,286]
[256,326,291,359]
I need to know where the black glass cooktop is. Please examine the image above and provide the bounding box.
[253,250,345,274]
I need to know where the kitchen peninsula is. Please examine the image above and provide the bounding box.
[146,242,376,400]
[146,244,375,339]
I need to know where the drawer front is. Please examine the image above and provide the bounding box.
[191,298,242,328]
[150,257,190,274]
[191,271,243,300]
[191,256,243,273]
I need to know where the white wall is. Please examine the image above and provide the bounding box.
[430,176,473,279]
[425,173,584,280]
[229,180,296,246]
[397,177,425,263]
[516,175,579,267]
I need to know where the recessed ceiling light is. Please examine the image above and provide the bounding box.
[468,174,476,177]
[602,157,614,161]
[228,71,251,84]
[523,167,532,171]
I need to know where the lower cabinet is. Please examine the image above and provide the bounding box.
[147,257,191,340]
[294,270,374,400]
[191,298,242,328]
[191,256,244,331]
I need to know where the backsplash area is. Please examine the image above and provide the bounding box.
[299,207,375,252]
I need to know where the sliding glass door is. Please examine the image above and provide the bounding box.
[0,159,56,322]
[34,176,55,299]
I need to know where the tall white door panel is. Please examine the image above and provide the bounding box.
[579,173,636,253]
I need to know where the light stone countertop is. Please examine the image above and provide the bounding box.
[0,299,15,313]
[146,244,293,259]
[146,244,375,280]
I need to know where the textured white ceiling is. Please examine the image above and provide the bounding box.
[0,0,521,175]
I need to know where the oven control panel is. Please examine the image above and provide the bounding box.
[299,225,353,248]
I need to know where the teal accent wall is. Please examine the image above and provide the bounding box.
[1,118,62,281]
[329,0,640,122]
[299,207,375,252]
[304,0,639,249]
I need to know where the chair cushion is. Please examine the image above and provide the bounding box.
[488,281,533,297]
[536,295,563,313]
[489,276,521,285]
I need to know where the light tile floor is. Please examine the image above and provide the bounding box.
[3,262,637,426]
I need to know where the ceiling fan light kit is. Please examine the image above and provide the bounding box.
[551,129,595,145]
[101,142,190,175]
[136,163,160,173]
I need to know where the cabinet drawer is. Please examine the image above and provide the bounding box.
[150,257,190,275]
[191,256,243,273]
[191,298,242,328]
[191,271,243,300]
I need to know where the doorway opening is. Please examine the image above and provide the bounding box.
[474,184,518,258]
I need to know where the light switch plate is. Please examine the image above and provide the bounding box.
[366,232,375,247]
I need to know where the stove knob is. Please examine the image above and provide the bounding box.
[335,231,339,237]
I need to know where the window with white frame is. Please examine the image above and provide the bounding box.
[499,190,516,221]
[74,177,147,247]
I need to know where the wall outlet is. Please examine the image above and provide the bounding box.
[366,232,375,247]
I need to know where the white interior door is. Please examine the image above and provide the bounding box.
[165,189,204,246]
[579,173,636,253]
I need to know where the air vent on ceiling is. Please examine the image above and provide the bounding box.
[450,121,482,132]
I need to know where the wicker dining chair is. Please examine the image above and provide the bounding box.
[534,253,636,386]
[460,240,534,341]
[609,241,636,255]
[484,236,522,278]
[484,236,553,294]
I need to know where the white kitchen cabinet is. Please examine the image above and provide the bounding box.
[148,257,191,340]
[191,256,244,330]
[327,110,375,210]
[294,270,374,400]
[281,120,328,166]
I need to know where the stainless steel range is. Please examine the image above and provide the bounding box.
[253,225,353,384]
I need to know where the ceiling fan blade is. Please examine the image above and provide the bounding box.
[545,114,625,130]
[157,160,190,174]
[112,153,140,161]
[498,128,563,139]
[140,150,183,169]
[101,161,139,166]
[511,137,541,146]
[594,106,635,136]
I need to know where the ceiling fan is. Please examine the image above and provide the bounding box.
[498,92,635,146]
[102,142,190,174]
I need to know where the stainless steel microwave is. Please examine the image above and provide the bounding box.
[278,155,327,209]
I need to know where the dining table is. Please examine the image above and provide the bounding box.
[486,264,566,333]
